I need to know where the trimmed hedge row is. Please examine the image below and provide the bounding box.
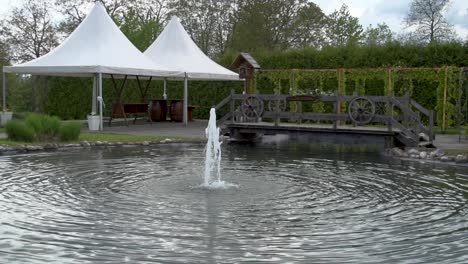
[30,42,468,126]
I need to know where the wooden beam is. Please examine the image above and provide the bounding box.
[442,66,448,131]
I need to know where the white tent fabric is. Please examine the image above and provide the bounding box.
[144,16,239,125]
[3,2,183,78]
[2,2,184,131]
[144,16,239,81]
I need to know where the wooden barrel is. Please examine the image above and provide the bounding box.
[149,100,167,122]
[169,100,183,122]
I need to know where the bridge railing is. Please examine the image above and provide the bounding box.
[215,91,434,144]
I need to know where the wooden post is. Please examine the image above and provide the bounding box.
[387,68,393,95]
[457,68,463,142]
[333,90,338,130]
[404,91,410,128]
[274,90,280,126]
[388,90,394,132]
[298,101,302,125]
[336,68,343,127]
[442,66,448,131]
[290,69,295,95]
[230,89,235,122]
[429,110,434,140]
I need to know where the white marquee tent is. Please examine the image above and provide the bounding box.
[2,2,183,130]
[144,16,240,125]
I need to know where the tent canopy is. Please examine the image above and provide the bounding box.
[3,2,183,78]
[144,16,239,81]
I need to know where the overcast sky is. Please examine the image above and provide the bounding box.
[0,0,467,39]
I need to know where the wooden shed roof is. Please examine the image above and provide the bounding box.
[230,53,261,69]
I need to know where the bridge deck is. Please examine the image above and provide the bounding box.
[225,122,399,136]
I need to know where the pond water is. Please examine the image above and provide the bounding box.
[0,143,467,263]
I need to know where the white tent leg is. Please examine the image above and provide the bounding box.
[163,78,167,100]
[92,74,97,114]
[2,72,6,111]
[183,74,188,126]
[98,73,103,131]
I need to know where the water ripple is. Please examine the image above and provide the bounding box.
[0,145,467,263]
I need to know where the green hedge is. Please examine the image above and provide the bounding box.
[5,113,81,142]
[20,41,467,127]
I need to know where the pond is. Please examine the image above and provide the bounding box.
[0,143,467,263]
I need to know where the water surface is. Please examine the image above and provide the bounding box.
[0,143,467,263]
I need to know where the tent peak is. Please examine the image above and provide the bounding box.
[144,14,239,80]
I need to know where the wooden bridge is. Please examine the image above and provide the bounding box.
[215,92,435,148]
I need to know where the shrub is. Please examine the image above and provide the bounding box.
[59,122,82,141]
[5,120,35,142]
[25,113,61,141]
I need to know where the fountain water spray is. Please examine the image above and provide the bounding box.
[203,108,222,187]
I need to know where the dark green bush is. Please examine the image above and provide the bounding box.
[5,120,35,142]
[59,122,82,141]
[25,113,61,141]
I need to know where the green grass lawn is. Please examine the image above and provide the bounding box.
[0,128,5,133]
[444,149,468,156]
[433,127,466,135]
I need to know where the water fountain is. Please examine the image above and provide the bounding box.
[202,108,236,189]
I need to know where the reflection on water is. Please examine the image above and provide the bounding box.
[0,143,467,263]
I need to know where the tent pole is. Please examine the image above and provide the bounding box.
[92,74,97,114]
[98,72,103,131]
[183,74,188,126]
[163,78,167,100]
[2,72,6,111]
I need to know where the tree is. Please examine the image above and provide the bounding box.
[1,0,58,62]
[325,4,363,46]
[119,7,162,51]
[228,0,327,53]
[0,0,59,112]
[55,0,129,34]
[364,23,394,46]
[56,0,166,51]
[168,0,237,57]
[0,40,9,66]
[405,0,456,43]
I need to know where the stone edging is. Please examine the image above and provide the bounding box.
[385,147,468,165]
[0,139,205,156]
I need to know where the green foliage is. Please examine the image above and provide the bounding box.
[4,113,81,143]
[119,8,161,51]
[227,0,327,52]
[325,4,363,46]
[15,41,466,128]
[256,66,463,128]
[59,122,82,141]
[364,23,393,46]
[25,113,61,140]
[5,120,35,142]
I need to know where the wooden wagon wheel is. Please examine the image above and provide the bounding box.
[241,95,264,120]
[267,99,287,112]
[348,97,375,125]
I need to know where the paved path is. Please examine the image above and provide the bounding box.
[89,119,208,139]
[3,120,467,151]
[433,134,468,150]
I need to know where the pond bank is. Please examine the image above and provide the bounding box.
[0,139,205,156]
